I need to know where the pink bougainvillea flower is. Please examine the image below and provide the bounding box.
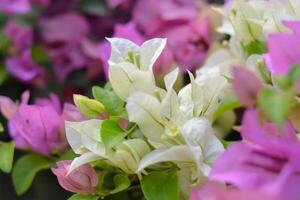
[8,91,61,155]
[0,91,84,155]
[190,182,280,200]
[133,0,197,36]
[210,109,300,200]
[5,50,43,83]
[264,21,300,75]
[52,160,98,195]
[113,22,144,45]
[0,0,31,15]
[39,12,89,81]
[5,20,33,51]
[232,67,263,107]
[39,13,89,46]
[159,18,211,71]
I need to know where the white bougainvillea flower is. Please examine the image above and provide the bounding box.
[137,117,224,197]
[218,0,300,44]
[107,38,167,100]
[137,118,224,175]
[179,69,228,119]
[65,119,151,174]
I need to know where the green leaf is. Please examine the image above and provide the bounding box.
[68,194,99,200]
[222,140,234,148]
[76,0,109,16]
[74,94,105,118]
[31,45,49,64]
[0,31,11,54]
[101,120,128,149]
[141,170,179,200]
[275,65,300,90]
[110,174,131,194]
[0,123,4,132]
[58,150,77,161]
[12,154,52,195]
[0,141,14,173]
[258,88,295,126]
[0,65,9,85]
[92,84,124,116]
[243,40,267,56]
[212,92,240,122]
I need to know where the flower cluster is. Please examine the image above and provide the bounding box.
[1,0,300,200]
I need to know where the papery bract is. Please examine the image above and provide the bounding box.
[264,21,300,75]
[159,18,211,71]
[39,12,89,81]
[210,109,300,200]
[5,21,33,51]
[0,0,31,14]
[52,160,98,195]
[5,50,43,83]
[133,0,197,36]
[190,182,280,200]
[8,91,61,155]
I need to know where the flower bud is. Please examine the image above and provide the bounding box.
[52,160,98,195]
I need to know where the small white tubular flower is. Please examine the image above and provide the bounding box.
[107,38,167,100]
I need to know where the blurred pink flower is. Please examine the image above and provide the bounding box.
[159,18,211,71]
[232,67,262,107]
[5,20,33,51]
[190,182,280,200]
[0,0,31,15]
[133,0,197,36]
[0,91,84,155]
[52,160,98,195]
[264,21,300,75]
[5,50,43,83]
[39,12,90,81]
[210,109,300,200]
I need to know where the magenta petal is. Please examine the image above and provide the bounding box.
[191,182,280,200]
[283,21,300,35]
[5,50,42,83]
[209,142,277,189]
[40,12,89,44]
[52,160,98,195]
[113,22,144,45]
[265,28,300,75]
[5,21,33,51]
[0,0,31,14]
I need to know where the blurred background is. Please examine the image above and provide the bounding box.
[0,0,225,199]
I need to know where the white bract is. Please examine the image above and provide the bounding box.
[108,37,227,194]
[108,38,167,100]
[65,119,151,174]
[218,0,300,44]
[65,37,227,198]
